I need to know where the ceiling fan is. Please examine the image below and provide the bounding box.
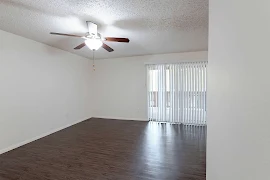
[50,21,130,52]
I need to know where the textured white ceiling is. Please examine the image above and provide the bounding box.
[0,0,208,59]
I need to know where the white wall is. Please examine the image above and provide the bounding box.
[0,29,207,154]
[0,30,93,153]
[93,51,208,121]
[207,0,270,179]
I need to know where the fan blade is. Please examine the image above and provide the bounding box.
[102,43,114,52]
[105,37,130,43]
[74,42,86,50]
[50,32,83,38]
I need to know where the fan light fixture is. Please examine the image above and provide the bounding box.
[85,39,102,50]
[50,21,130,53]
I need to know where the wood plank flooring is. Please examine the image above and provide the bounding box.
[0,118,206,180]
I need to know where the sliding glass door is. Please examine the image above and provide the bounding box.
[147,62,207,125]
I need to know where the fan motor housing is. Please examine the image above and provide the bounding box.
[85,32,103,40]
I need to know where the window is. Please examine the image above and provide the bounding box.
[147,62,207,125]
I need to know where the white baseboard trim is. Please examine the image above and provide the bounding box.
[0,117,91,155]
[93,116,148,122]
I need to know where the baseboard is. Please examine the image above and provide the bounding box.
[93,116,148,122]
[0,117,91,155]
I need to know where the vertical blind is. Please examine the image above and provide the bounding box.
[147,62,207,125]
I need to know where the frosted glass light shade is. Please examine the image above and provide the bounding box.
[85,39,103,50]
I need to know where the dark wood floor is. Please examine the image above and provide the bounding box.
[0,118,206,180]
